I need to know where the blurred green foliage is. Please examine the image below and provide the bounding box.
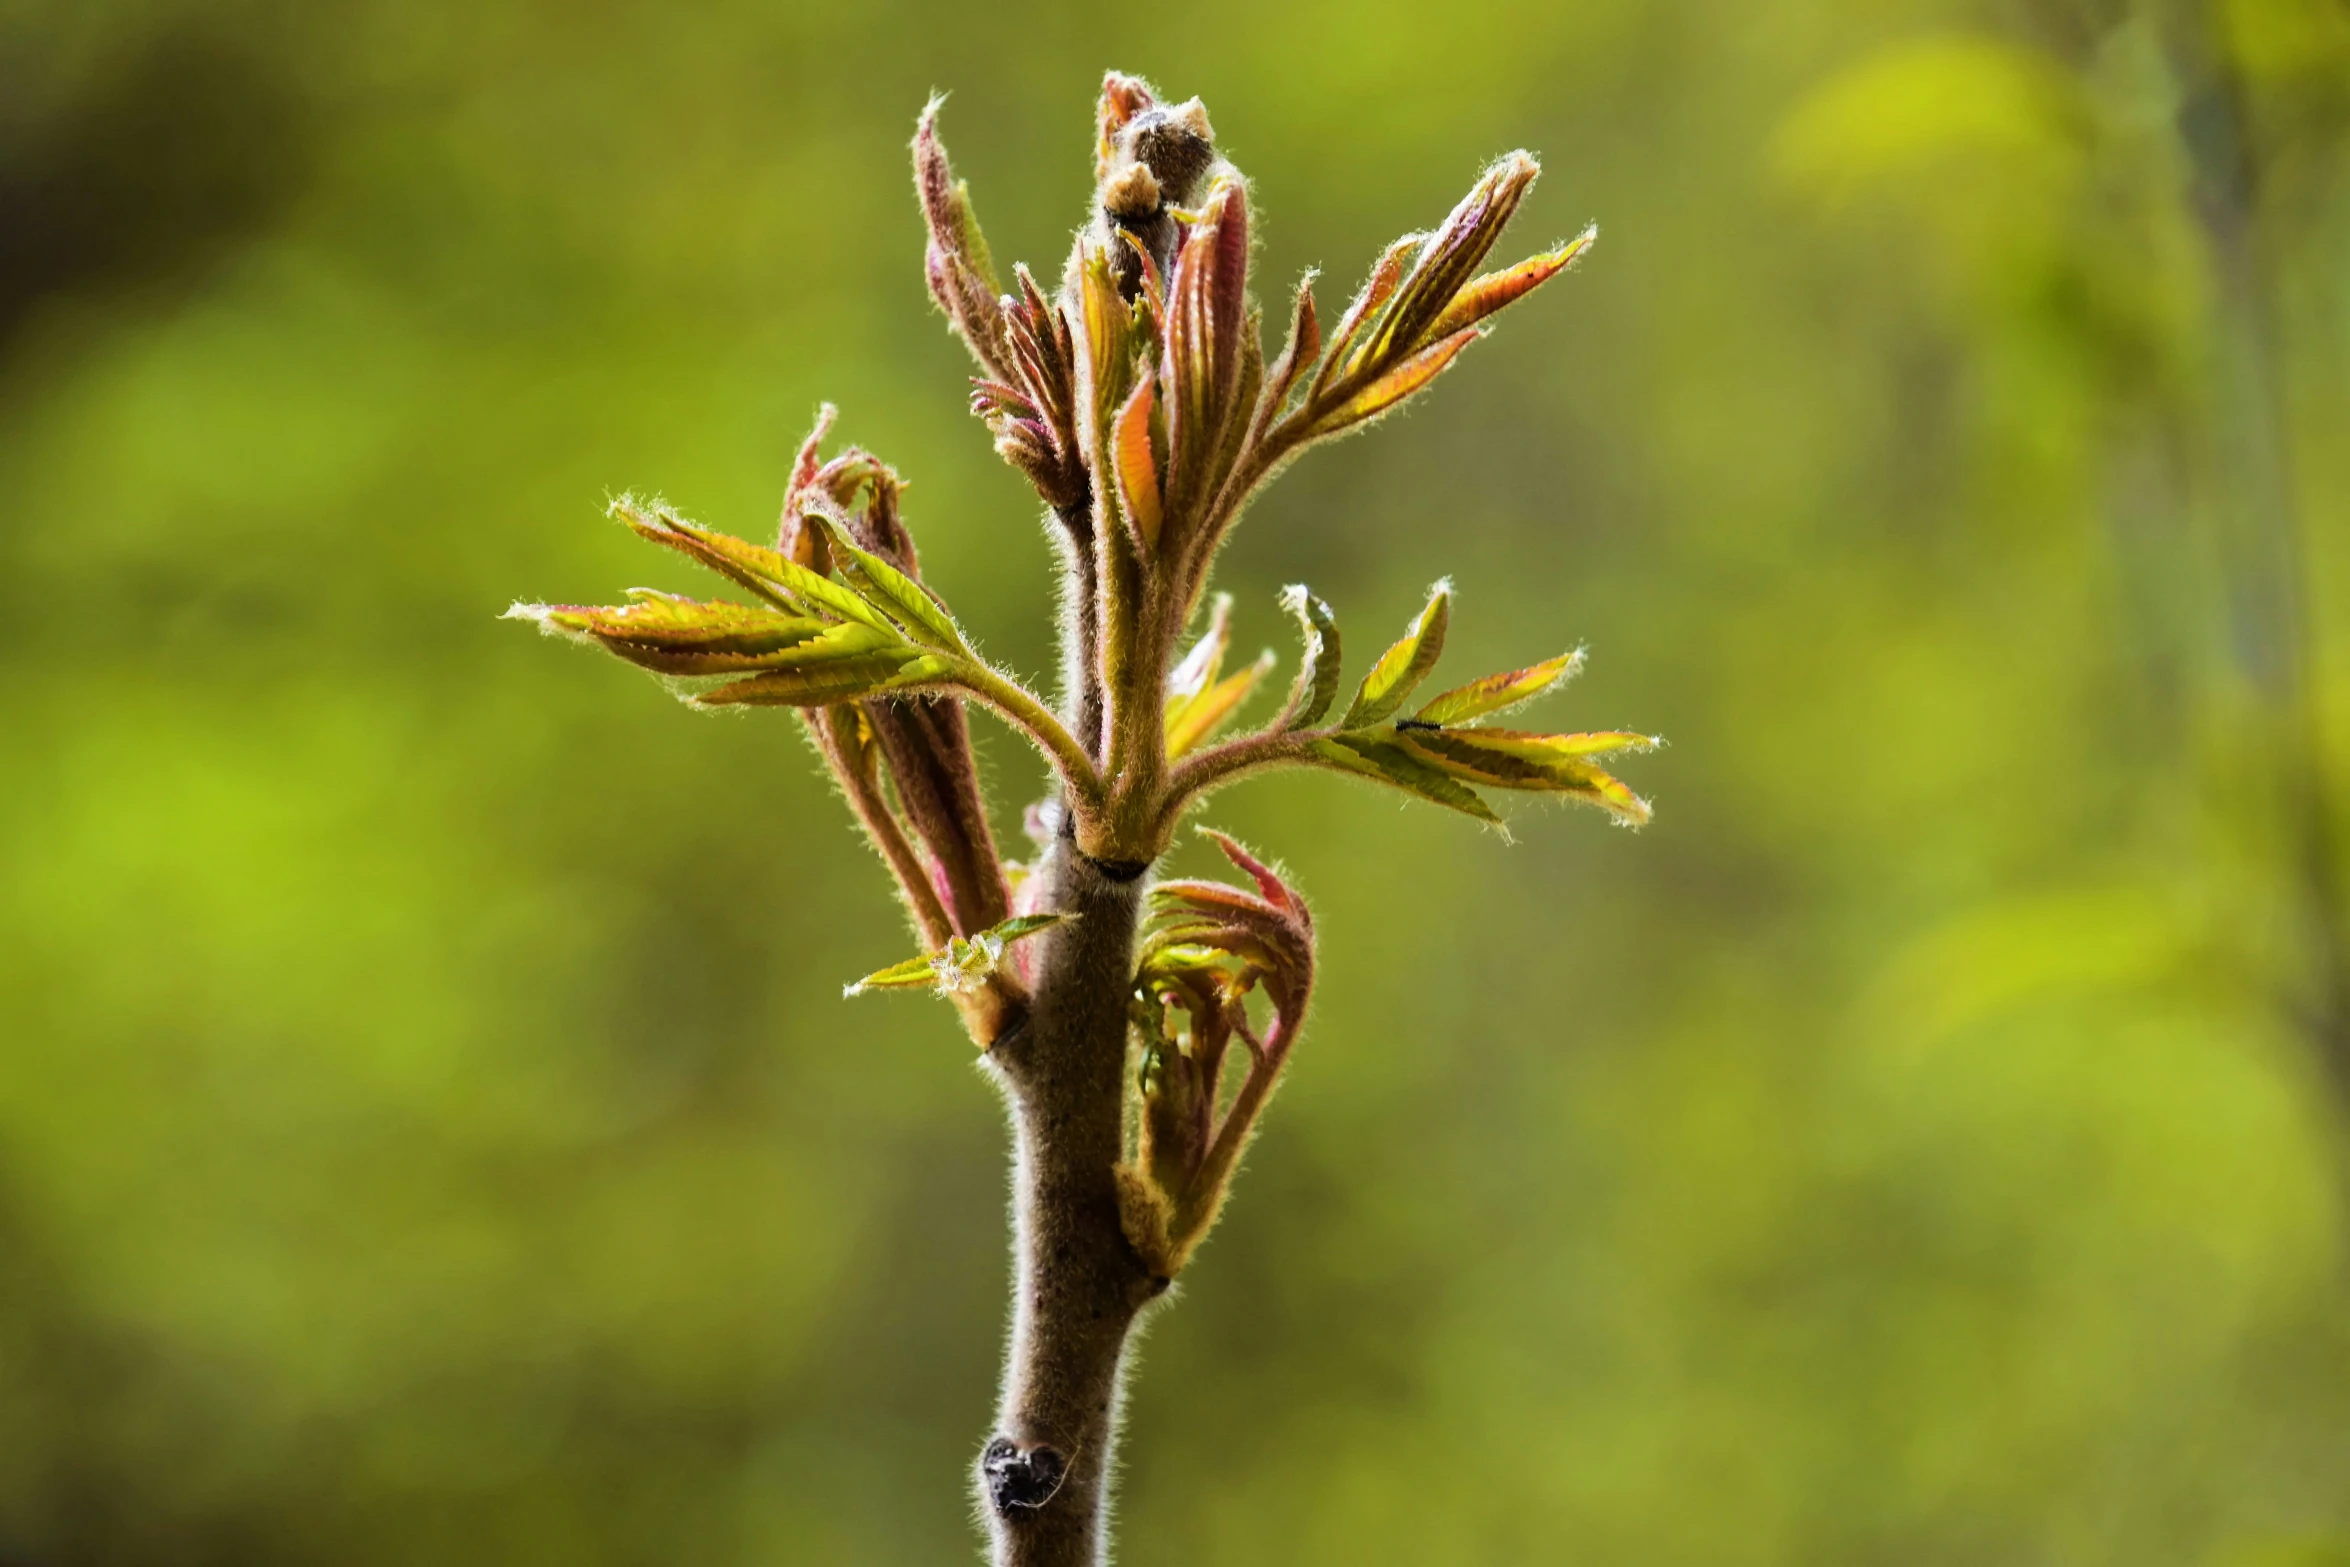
[2,0,2348,1562]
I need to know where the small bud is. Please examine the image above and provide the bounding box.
[1095,88,1222,306]
[1095,71,1158,179]
[1102,162,1162,222]
[1121,101,1217,207]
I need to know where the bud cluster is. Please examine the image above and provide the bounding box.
[512,69,1648,1250]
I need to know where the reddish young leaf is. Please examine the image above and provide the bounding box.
[1313,234,1422,399]
[914,100,1011,382]
[1161,177,1251,524]
[1425,228,1595,341]
[1114,367,1164,550]
[1373,151,1539,358]
[1305,327,1479,439]
[1259,271,1322,422]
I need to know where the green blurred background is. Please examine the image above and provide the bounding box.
[4,0,2348,1561]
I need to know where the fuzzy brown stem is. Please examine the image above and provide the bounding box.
[979,834,1161,1567]
[1051,498,1108,764]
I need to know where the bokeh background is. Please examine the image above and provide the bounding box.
[4,0,2349,1561]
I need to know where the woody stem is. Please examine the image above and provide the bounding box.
[977,832,1162,1567]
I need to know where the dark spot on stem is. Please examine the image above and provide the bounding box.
[982,1438,1068,1515]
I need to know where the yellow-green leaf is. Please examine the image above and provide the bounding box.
[1309,734,1498,822]
[804,515,967,654]
[507,593,833,674]
[1434,727,1660,761]
[1410,649,1583,726]
[1341,582,1451,728]
[1394,729,1654,823]
[843,911,1076,998]
[843,954,939,992]
[616,498,895,635]
[694,658,930,709]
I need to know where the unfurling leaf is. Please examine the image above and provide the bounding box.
[1077,239,1143,430]
[1123,827,1318,1279]
[914,99,1011,382]
[1341,582,1451,728]
[1411,648,1583,725]
[1143,828,1314,1000]
[845,911,1075,1000]
[1277,585,1343,729]
[1309,733,1498,822]
[803,514,968,653]
[1371,151,1540,359]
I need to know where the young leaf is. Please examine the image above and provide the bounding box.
[1196,826,1302,915]
[1077,239,1142,430]
[1314,233,1422,398]
[914,99,1012,382]
[1166,651,1273,760]
[1162,177,1251,522]
[1371,151,1538,359]
[1309,734,1498,822]
[844,911,1075,998]
[1168,594,1232,701]
[1303,327,1479,440]
[617,499,895,634]
[1411,648,1583,726]
[1426,727,1660,761]
[1114,368,1164,550]
[1393,728,1655,823]
[804,515,968,654]
[843,954,940,992]
[1425,228,1595,341]
[693,658,932,709]
[506,592,831,675]
[1259,271,1321,420]
[1341,582,1451,728]
[1277,585,1343,729]
[669,620,936,706]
